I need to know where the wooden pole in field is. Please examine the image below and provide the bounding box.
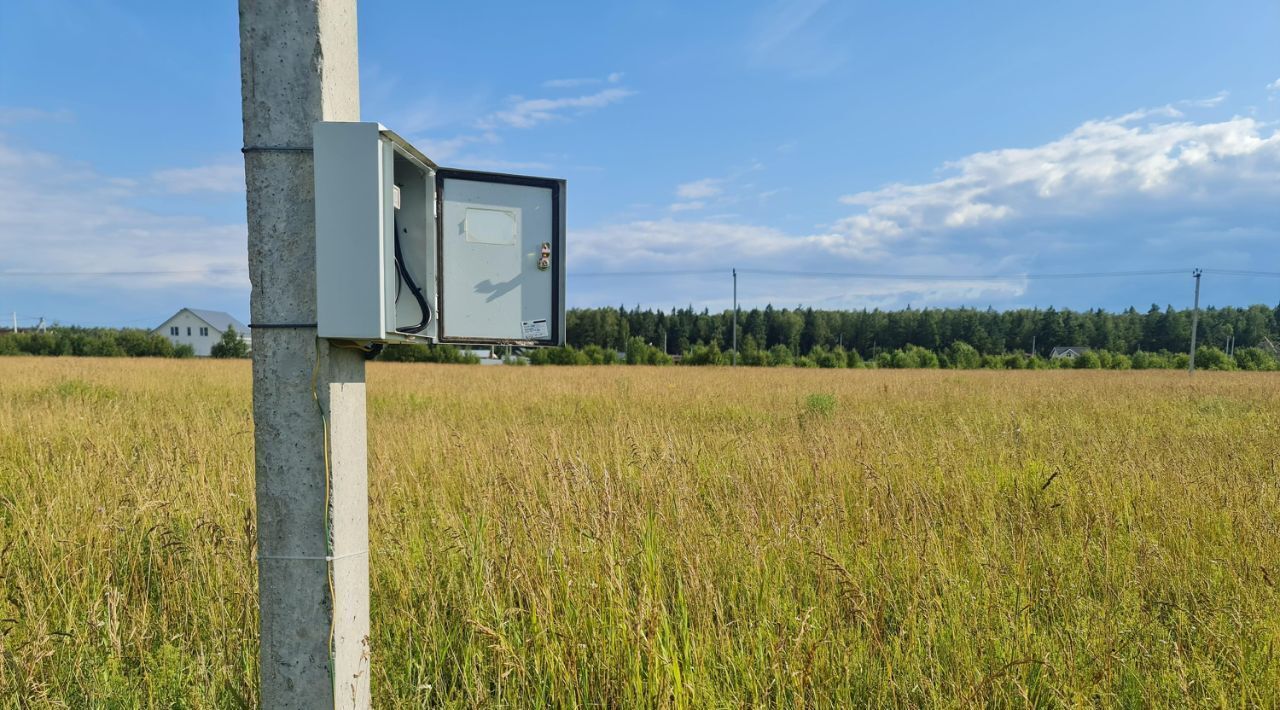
[732,268,738,366]
[1188,268,1202,373]
[238,1,371,707]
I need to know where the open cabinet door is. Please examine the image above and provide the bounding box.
[435,169,566,346]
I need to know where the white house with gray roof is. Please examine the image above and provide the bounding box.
[1049,346,1091,360]
[153,308,250,356]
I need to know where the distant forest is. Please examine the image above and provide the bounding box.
[4,304,1278,369]
[566,303,1280,357]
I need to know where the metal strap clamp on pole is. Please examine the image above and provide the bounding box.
[258,550,369,562]
[241,146,314,153]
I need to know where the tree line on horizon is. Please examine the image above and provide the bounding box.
[512,302,1280,370]
[566,303,1280,358]
[3,304,1278,370]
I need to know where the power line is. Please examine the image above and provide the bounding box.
[737,268,1189,281]
[1201,269,1280,278]
[570,269,726,278]
[0,267,716,279]
[1,264,1274,282]
[571,266,1280,282]
[571,267,1195,281]
[0,268,248,277]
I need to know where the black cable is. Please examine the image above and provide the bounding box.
[392,214,431,334]
[394,260,403,303]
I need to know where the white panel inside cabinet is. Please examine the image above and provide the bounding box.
[386,149,436,339]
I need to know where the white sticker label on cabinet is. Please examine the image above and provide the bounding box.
[464,206,519,245]
[521,319,550,339]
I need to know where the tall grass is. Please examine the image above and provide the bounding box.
[1,359,1277,706]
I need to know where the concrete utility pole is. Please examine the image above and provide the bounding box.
[239,1,370,708]
[1188,268,1202,373]
[732,268,738,366]
[10,312,16,334]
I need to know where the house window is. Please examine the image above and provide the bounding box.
[187,327,192,336]
[200,327,209,337]
[169,326,179,336]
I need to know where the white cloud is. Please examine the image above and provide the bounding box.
[753,0,830,54]
[748,0,852,76]
[0,138,247,289]
[0,107,74,125]
[669,201,706,212]
[542,77,600,89]
[942,202,1012,228]
[481,87,635,129]
[829,106,1280,257]
[413,132,500,163]
[572,218,820,270]
[1182,91,1228,108]
[574,100,1280,310]
[570,271,1028,312]
[395,75,631,167]
[152,162,244,194]
[543,73,622,89]
[393,93,490,135]
[676,178,723,200]
[446,157,552,173]
[569,217,1028,309]
[668,164,772,212]
[1268,78,1280,92]
[718,277,1027,311]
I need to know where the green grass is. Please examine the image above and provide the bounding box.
[1,359,1278,707]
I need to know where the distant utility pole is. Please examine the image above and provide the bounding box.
[10,312,15,334]
[1188,268,1202,373]
[239,1,370,708]
[732,268,738,366]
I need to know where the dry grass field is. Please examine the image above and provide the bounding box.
[1,358,1278,707]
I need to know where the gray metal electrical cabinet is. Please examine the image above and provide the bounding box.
[314,122,438,343]
[313,122,565,346]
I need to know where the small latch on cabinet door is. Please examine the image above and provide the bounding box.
[537,242,551,271]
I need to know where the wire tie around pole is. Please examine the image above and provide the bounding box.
[257,550,369,562]
[241,146,314,153]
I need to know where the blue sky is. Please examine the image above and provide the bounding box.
[1,0,1279,328]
